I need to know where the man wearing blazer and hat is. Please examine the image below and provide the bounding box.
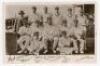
[16,10,28,32]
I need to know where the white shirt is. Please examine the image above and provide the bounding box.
[77,15,88,26]
[52,14,63,27]
[28,24,40,36]
[43,13,52,23]
[63,15,74,28]
[18,26,27,35]
[28,13,41,24]
[73,26,84,39]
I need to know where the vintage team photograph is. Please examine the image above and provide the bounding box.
[5,3,95,56]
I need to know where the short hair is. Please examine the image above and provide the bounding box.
[55,7,59,10]
[44,6,48,10]
[68,8,72,12]
[32,6,37,10]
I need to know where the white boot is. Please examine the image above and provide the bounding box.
[75,51,78,53]
[80,50,84,54]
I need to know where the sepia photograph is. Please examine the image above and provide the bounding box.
[4,3,95,63]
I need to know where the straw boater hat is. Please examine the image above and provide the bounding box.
[19,10,25,15]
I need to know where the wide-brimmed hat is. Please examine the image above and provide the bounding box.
[19,10,25,15]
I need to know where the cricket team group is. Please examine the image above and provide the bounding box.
[16,5,89,55]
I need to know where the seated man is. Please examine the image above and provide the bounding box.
[26,21,44,55]
[57,31,74,55]
[17,23,30,54]
[72,17,85,54]
[27,32,43,55]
